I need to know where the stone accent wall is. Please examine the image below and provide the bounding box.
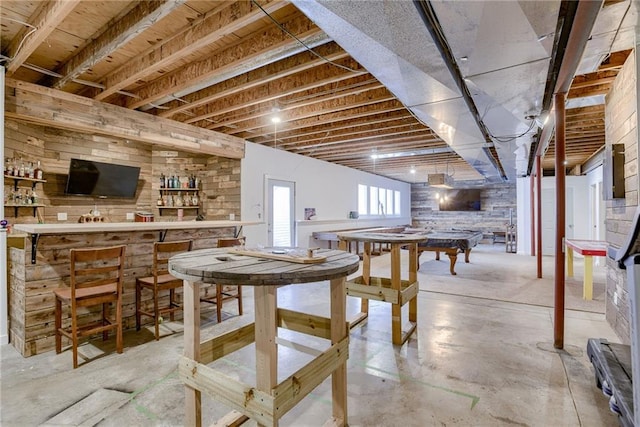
[411,181,516,234]
[604,51,638,344]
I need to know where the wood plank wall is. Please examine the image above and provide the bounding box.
[604,52,637,344]
[4,118,241,224]
[410,182,516,235]
[9,226,237,357]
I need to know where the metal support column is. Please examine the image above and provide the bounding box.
[554,92,567,349]
[536,155,542,279]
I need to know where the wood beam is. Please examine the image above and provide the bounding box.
[184,60,366,124]
[218,87,395,135]
[570,70,618,89]
[159,43,350,118]
[5,0,81,76]
[597,49,631,71]
[5,79,244,158]
[259,111,415,143]
[94,0,285,101]
[126,13,325,110]
[53,0,186,90]
[568,84,613,99]
[235,100,407,139]
[288,128,432,151]
[209,77,382,131]
[273,119,425,147]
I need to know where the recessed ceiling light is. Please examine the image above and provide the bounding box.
[460,56,468,61]
[271,116,281,124]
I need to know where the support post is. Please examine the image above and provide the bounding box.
[530,171,536,256]
[536,155,542,279]
[554,92,567,349]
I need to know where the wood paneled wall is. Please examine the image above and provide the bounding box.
[604,51,637,344]
[4,119,240,224]
[410,182,516,234]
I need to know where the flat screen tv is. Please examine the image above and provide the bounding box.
[64,158,140,198]
[439,189,481,211]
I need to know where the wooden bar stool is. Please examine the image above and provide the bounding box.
[136,240,193,340]
[200,237,245,322]
[54,245,126,369]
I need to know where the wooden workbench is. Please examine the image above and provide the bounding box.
[337,232,426,345]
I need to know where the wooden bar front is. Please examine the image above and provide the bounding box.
[8,220,257,356]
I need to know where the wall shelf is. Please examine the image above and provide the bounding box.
[4,175,46,217]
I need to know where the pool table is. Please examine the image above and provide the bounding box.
[415,230,483,275]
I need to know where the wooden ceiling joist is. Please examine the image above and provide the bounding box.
[52,0,186,90]
[5,0,82,76]
[125,13,325,110]
[94,0,287,102]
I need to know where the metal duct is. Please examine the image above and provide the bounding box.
[413,0,506,181]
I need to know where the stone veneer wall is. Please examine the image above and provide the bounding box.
[411,181,516,234]
[604,51,638,344]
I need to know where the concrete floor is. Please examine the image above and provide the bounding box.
[1,244,620,426]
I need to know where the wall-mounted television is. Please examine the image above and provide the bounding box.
[439,189,481,211]
[64,158,140,198]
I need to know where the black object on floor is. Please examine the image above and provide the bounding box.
[587,338,634,427]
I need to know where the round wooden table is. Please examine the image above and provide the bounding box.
[336,232,426,346]
[169,247,359,427]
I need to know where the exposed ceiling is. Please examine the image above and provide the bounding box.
[1,1,638,185]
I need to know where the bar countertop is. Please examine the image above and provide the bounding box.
[13,220,262,235]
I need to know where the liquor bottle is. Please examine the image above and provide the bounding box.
[18,159,25,177]
[160,173,166,189]
[34,161,43,180]
[157,195,164,206]
[4,158,11,176]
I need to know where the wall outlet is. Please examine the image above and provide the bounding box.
[126,212,135,220]
[229,213,235,221]
[57,212,67,221]
[614,291,619,306]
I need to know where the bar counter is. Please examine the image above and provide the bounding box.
[8,220,260,357]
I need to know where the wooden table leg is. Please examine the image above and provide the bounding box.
[254,285,278,427]
[408,243,418,325]
[391,243,402,345]
[349,241,370,329]
[183,279,202,427]
[446,250,458,275]
[330,276,348,425]
[567,246,574,277]
[583,254,593,300]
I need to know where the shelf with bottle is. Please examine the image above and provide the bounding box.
[4,158,46,217]
[159,173,199,191]
[5,157,44,181]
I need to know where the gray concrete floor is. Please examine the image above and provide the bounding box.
[1,244,620,426]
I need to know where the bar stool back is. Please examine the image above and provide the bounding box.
[200,237,245,322]
[54,245,126,369]
[136,240,193,340]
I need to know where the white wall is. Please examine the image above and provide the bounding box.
[516,174,592,256]
[241,142,411,247]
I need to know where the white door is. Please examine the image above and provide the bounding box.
[542,187,574,256]
[267,179,295,247]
